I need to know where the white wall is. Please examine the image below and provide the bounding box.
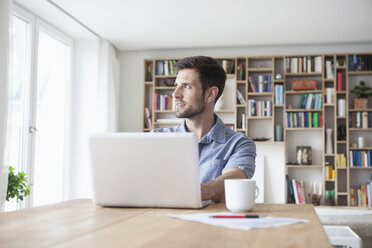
[118,43,372,203]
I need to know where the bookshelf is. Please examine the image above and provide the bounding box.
[143,53,372,207]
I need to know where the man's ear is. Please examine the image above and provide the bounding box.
[205,86,219,104]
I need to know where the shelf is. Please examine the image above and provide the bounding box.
[336,91,347,94]
[247,68,272,72]
[324,78,334,82]
[285,72,322,76]
[324,154,335,157]
[336,66,347,69]
[236,129,246,132]
[325,179,335,182]
[247,92,273,96]
[155,86,175,90]
[154,110,173,113]
[337,140,347,144]
[286,165,323,168]
[285,109,323,112]
[237,80,247,84]
[350,167,372,170]
[215,110,235,113]
[144,81,153,85]
[247,116,273,120]
[348,71,372,75]
[336,116,347,119]
[285,90,323,94]
[154,75,177,78]
[285,128,323,131]
[226,74,236,79]
[236,104,246,108]
[349,108,372,112]
[337,192,348,196]
[349,147,372,150]
[336,167,347,169]
[349,128,372,131]
[274,105,284,108]
[324,104,335,107]
[273,79,284,83]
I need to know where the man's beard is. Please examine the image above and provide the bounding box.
[174,95,205,118]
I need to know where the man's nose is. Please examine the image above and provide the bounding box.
[173,86,181,99]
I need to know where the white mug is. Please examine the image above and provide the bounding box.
[224,179,259,212]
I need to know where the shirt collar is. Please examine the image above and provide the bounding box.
[178,115,226,144]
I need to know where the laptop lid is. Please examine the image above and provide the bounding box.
[89,132,205,208]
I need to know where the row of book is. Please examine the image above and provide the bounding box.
[286,176,306,204]
[350,182,372,207]
[298,93,323,110]
[325,165,335,180]
[286,112,322,128]
[349,150,372,167]
[336,153,347,168]
[155,60,178,76]
[153,93,173,110]
[247,100,272,117]
[348,55,372,71]
[349,112,372,128]
[144,107,152,129]
[274,84,284,105]
[286,56,322,73]
[248,75,272,93]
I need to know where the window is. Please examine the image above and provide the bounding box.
[5,5,72,210]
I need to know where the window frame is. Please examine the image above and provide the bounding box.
[11,3,74,208]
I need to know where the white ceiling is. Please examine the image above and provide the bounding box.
[16,0,372,51]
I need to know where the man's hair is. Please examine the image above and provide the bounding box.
[175,56,226,102]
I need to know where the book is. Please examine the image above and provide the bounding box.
[236,90,246,105]
[144,107,152,129]
[292,179,299,204]
[337,72,343,91]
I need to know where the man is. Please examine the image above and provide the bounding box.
[152,56,256,202]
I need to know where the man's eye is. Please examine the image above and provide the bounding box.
[184,84,191,89]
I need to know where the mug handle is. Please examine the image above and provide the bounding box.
[255,186,260,199]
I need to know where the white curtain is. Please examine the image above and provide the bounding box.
[96,39,120,132]
[69,38,120,199]
[0,0,12,211]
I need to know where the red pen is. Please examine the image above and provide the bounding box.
[209,215,260,218]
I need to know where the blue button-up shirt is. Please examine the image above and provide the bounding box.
[152,115,256,183]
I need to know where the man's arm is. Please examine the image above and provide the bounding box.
[201,167,247,202]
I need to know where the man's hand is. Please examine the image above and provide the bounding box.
[201,168,247,202]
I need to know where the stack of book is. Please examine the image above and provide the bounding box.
[348,55,372,71]
[248,100,272,117]
[286,56,322,73]
[349,112,372,128]
[248,75,272,93]
[298,93,323,110]
[286,176,306,204]
[274,84,284,105]
[155,60,178,76]
[154,93,173,110]
[350,182,372,207]
[336,154,347,168]
[349,150,372,167]
[286,112,322,128]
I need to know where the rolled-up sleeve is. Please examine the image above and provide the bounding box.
[222,135,256,179]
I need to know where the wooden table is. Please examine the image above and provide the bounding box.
[0,199,331,248]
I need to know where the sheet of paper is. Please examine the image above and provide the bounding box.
[168,212,309,231]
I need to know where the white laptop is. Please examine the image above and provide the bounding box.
[89,132,211,209]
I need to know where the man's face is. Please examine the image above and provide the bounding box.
[173,69,206,118]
